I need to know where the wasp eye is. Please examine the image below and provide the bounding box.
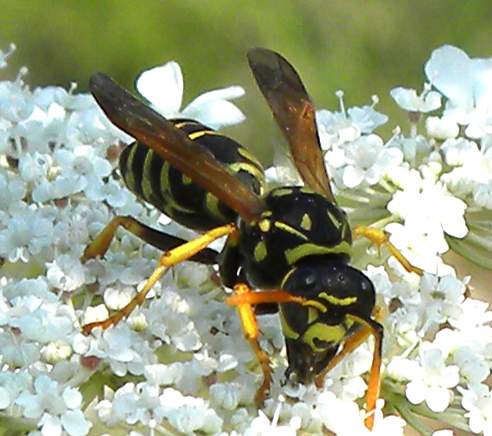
[296,267,317,290]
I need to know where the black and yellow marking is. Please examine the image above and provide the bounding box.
[119,119,265,232]
[85,51,424,431]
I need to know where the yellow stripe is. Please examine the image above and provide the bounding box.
[279,310,300,340]
[205,192,226,221]
[173,121,189,129]
[271,187,294,197]
[236,146,263,169]
[124,145,138,191]
[307,307,319,324]
[188,130,218,140]
[141,150,154,202]
[303,322,346,352]
[159,161,171,193]
[285,241,352,265]
[280,267,297,288]
[300,187,315,194]
[302,299,327,313]
[318,292,357,306]
[274,221,309,241]
[158,162,195,214]
[228,162,265,187]
[327,210,343,231]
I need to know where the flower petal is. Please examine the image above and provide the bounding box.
[425,45,474,109]
[186,86,244,107]
[136,61,183,115]
[182,98,245,129]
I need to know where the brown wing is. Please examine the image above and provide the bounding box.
[247,48,335,202]
[90,73,265,223]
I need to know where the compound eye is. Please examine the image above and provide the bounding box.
[296,267,317,291]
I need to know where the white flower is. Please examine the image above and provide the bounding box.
[210,382,242,410]
[0,205,55,262]
[15,376,91,435]
[459,384,492,435]
[317,393,405,436]
[391,84,441,113]
[80,323,155,376]
[340,134,403,188]
[0,171,26,212]
[387,176,468,239]
[440,137,492,200]
[316,93,387,149]
[136,61,245,129]
[156,387,223,434]
[244,406,301,436]
[346,98,388,134]
[405,344,460,412]
[32,145,112,202]
[47,254,86,292]
[425,45,492,139]
[426,115,459,140]
[418,274,466,325]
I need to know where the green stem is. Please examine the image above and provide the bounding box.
[385,390,432,436]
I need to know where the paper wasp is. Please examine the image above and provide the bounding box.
[82,48,422,429]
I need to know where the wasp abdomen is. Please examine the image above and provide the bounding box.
[119,119,265,231]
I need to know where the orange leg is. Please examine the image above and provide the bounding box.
[232,283,272,406]
[227,285,311,406]
[83,223,236,334]
[313,312,383,431]
[353,226,423,275]
[314,306,384,387]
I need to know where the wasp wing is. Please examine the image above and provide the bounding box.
[90,73,265,223]
[248,48,335,202]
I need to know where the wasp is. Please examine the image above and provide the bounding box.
[82,48,422,430]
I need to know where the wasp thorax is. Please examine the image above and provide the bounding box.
[238,186,352,289]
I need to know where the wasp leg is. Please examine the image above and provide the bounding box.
[227,286,306,406]
[82,223,236,334]
[314,306,384,388]
[314,312,383,431]
[230,283,272,407]
[82,215,218,264]
[353,226,423,275]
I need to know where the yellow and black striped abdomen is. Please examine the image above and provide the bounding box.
[119,119,265,231]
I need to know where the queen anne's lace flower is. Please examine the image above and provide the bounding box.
[390,84,442,113]
[1,43,492,435]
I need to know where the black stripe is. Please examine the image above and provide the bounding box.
[131,142,148,197]
[149,150,165,204]
[119,143,131,181]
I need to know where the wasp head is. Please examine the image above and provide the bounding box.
[280,257,376,384]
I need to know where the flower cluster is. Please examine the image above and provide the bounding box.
[0,43,491,435]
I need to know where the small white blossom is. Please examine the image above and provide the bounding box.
[405,344,460,412]
[340,134,403,188]
[391,84,441,113]
[426,115,459,139]
[459,384,492,435]
[425,45,492,139]
[136,61,245,129]
[15,376,91,435]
